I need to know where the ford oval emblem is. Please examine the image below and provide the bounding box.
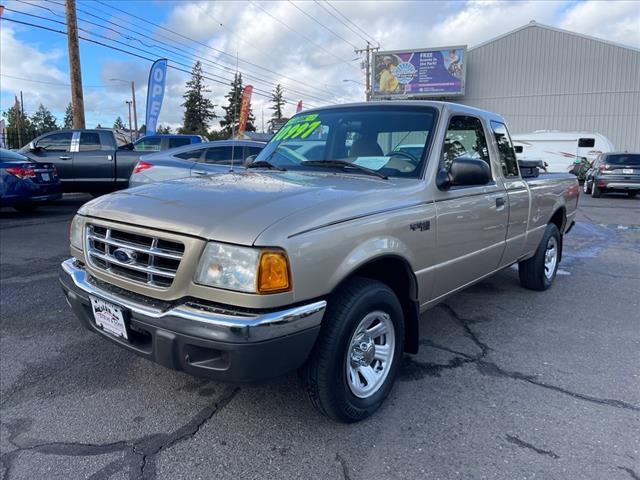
[113,248,137,264]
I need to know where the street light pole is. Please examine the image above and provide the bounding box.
[125,101,133,143]
[110,78,137,137]
[130,81,138,136]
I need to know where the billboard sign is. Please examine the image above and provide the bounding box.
[371,46,466,99]
[145,58,168,136]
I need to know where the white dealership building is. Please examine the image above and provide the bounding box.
[455,21,640,152]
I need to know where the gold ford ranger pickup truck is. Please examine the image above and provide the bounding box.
[60,102,579,422]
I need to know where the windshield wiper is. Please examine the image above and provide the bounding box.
[246,160,287,171]
[301,160,388,179]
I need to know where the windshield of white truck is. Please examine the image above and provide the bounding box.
[256,106,437,178]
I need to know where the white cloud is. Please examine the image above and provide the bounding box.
[2,0,638,131]
[560,0,640,47]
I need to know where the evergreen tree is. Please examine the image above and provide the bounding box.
[30,103,59,136]
[270,84,286,121]
[113,116,126,129]
[2,105,33,149]
[180,61,216,135]
[156,124,172,134]
[138,124,146,134]
[63,103,74,129]
[220,72,255,137]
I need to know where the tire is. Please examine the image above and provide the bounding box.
[302,277,404,423]
[628,191,638,198]
[13,204,39,213]
[583,179,592,195]
[518,223,561,291]
[592,182,602,198]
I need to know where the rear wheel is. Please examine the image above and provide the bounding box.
[518,223,561,291]
[592,182,602,198]
[13,204,39,213]
[302,277,404,423]
[628,191,638,198]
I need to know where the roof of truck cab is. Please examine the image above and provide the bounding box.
[300,101,506,123]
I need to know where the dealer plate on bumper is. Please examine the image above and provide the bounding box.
[90,296,128,340]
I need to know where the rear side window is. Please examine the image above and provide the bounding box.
[169,137,191,149]
[204,146,239,164]
[134,137,161,152]
[79,132,102,151]
[490,121,519,177]
[442,116,490,171]
[605,154,640,166]
[175,149,205,161]
[578,138,595,148]
[37,132,72,152]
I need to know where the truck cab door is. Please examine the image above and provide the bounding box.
[431,115,508,300]
[28,131,74,182]
[71,131,116,189]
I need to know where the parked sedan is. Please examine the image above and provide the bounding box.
[129,140,266,187]
[0,149,62,212]
[584,152,640,198]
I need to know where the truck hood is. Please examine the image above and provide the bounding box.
[79,171,414,245]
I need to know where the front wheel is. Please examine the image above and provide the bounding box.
[302,277,404,423]
[628,191,638,198]
[518,223,561,291]
[13,204,39,213]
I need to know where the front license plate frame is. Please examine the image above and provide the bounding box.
[90,296,129,340]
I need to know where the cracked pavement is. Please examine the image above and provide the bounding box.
[1,193,639,479]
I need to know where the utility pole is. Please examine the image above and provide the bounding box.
[125,101,133,142]
[354,42,379,101]
[130,81,138,136]
[65,0,86,128]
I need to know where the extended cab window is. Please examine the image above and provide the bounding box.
[442,116,490,172]
[134,136,161,152]
[79,132,102,152]
[37,132,72,152]
[490,121,519,177]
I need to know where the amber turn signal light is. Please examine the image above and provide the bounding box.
[257,251,291,293]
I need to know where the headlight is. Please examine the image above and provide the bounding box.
[70,215,84,251]
[195,242,291,294]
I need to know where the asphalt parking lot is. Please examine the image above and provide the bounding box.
[1,193,639,480]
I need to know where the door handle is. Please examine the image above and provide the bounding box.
[496,197,505,210]
[193,171,208,175]
[59,155,71,160]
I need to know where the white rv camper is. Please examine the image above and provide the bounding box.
[512,131,615,173]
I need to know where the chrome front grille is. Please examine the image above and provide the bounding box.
[86,224,185,288]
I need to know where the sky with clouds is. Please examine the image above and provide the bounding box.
[1,0,639,132]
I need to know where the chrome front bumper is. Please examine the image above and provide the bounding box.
[60,258,326,343]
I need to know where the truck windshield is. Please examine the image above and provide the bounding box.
[256,105,437,178]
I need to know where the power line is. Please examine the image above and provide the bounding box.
[47,0,334,103]
[0,16,318,108]
[5,8,321,107]
[286,0,358,49]
[324,1,381,48]
[311,0,373,47]
[0,73,114,88]
[247,0,361,73]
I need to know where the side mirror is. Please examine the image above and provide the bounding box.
[28,142,39,152]
[119,143,135,151]
[438,157,491,189]
[244,154,257,166]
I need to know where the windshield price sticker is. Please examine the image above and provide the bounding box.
[274,115,322,141]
